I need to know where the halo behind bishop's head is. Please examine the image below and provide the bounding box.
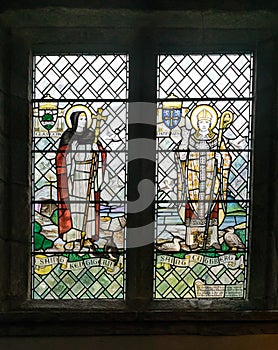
[190,105,218,130]
[65,105,92,129]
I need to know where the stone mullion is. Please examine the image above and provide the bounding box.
[126,29,157,308]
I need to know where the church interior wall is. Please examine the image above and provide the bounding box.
[8,32,30,306]
[1,334,278,350]
[0,1,277,348]
[0,24,9,306]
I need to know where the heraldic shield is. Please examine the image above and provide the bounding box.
[162,108,182,129]
[161,93,183,130]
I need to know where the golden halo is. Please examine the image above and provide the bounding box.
[65,105,92,129]
[190,105,218,130]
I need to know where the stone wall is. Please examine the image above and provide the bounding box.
[0,2,277,347]
[1,334,278,350]
[0,24,9,307]
[8,32,30,306]
[0,0,277,12]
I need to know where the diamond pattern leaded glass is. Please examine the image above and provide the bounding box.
[155,53,253,299]
[158,54,253,99]
[32,55,128,299]
[34,55,128,100]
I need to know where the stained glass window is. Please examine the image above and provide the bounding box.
[31,55,128,299]
[155,54,253,299]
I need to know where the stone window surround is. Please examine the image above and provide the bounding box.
[0,8,277,336]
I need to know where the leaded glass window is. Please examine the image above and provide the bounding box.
[155,53,254,299]
[31,55,128,299]
[31,52,254,301]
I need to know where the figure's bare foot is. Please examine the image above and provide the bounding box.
[64,242,74,251]
[64,241,81,252]
[83,239,97,252]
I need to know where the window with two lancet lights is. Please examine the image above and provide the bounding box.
[31,52,254,300]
